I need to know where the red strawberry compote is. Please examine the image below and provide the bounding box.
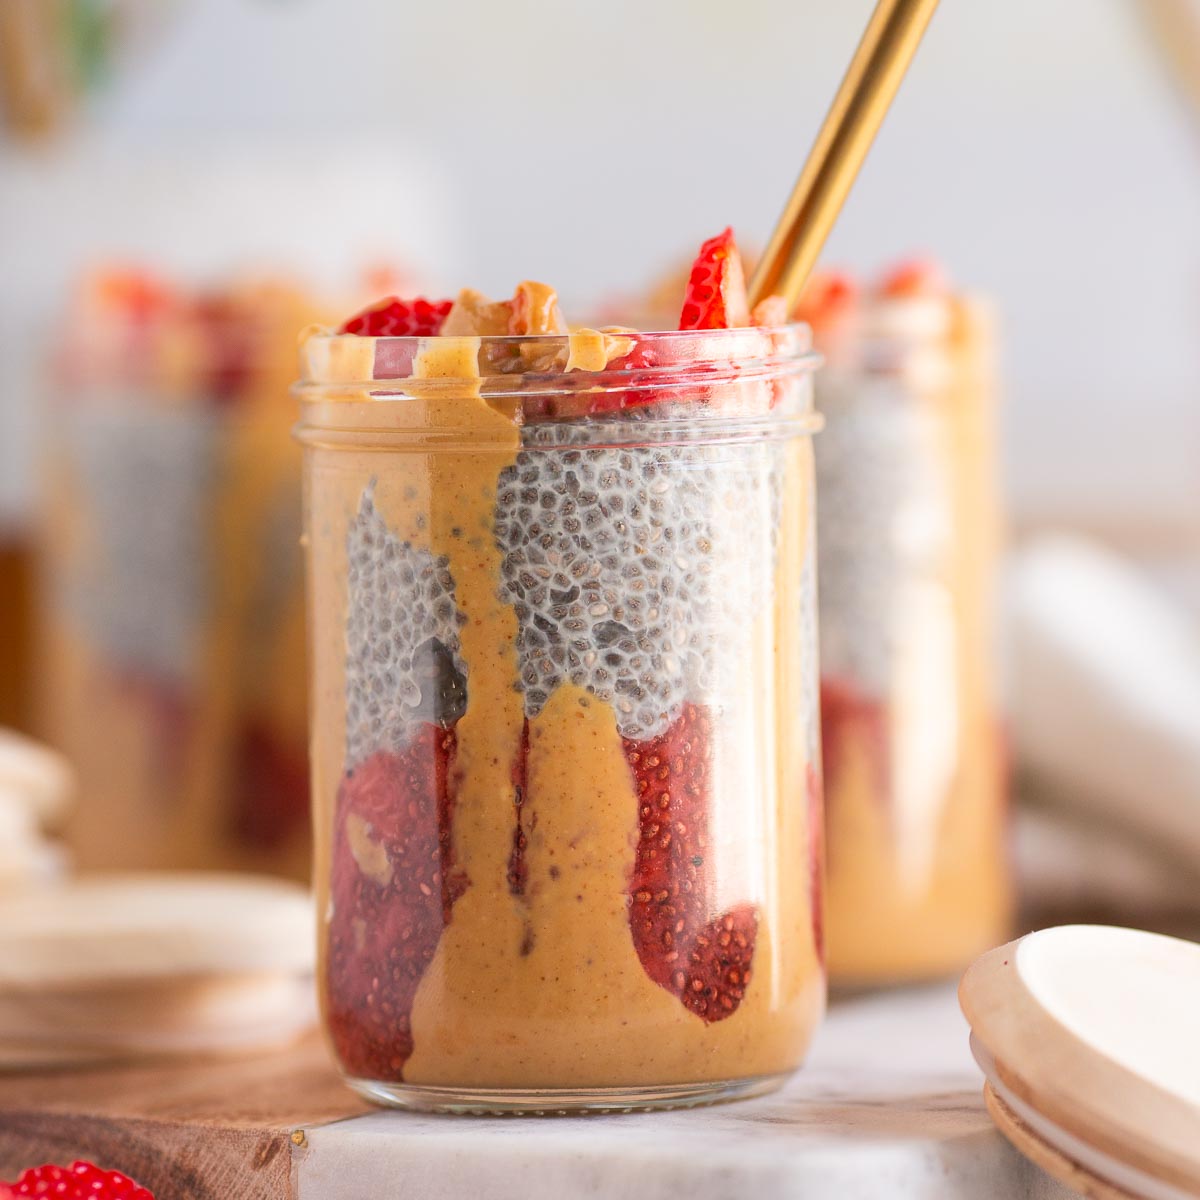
[298,236,825,1111]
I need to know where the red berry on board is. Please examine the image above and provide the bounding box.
[678,227,751,331]
[2,1160,155,1200]
[325,725,467,1081]
[623,703,758,1023]
[338,296,453,337]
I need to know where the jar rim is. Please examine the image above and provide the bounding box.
[296,322,819,391]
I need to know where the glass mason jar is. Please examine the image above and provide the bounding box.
[814,288,1011,985]
[296,323,824,1112]
[38,280,314,878]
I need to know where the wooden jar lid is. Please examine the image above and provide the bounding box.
[0,873,314,986]
[0,873,316,1067]
[961,926,1200,1199]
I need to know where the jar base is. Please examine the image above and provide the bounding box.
[344,1071,793,1115]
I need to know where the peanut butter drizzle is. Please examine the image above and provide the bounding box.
[565,328,636,373]
[308,284,823,1087]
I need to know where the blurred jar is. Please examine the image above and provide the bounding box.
[0,525,34,733]
[38,270,316,879]
[804,263,1011,985]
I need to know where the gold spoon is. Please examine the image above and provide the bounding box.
[748,0,941,311]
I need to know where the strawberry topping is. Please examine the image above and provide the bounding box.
[94,270,176,326]
[1,1161,154,1200]
[325,725,467,1081]
[877,258,946,299]
[624,703,758,1022]
[678,227,751,331]
[338,296,453,337]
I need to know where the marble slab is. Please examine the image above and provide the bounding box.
[296,984,1073,1199]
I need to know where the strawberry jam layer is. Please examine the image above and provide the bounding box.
[325,726,466,1080]
[624,704,758,1023]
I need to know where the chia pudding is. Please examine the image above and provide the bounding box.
[297,231,825,1110]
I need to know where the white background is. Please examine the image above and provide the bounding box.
[2,0,1198,545]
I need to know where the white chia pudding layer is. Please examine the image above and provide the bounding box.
[494,415,785,742]
[815,370,950,699]
[343,484,468,768]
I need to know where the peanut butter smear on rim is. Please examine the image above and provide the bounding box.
[302,272,823,1093]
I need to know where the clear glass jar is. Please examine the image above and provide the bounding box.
[37,283,314,878]
[815,291,1011,984]
[296,324,824,1112]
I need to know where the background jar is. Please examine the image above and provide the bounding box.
[37,277,315,879]
[296,325,824,1112]
[814,285,1011,986]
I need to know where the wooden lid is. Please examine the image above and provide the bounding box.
[0,873,314,986]
[0,972,317,1069]
[0,727,73,826]
[961,926,1200,1199]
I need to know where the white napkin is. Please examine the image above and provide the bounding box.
[1008,536,1200,915]
[0,728,73,889]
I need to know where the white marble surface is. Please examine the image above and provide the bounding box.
[296,985,1072,1199]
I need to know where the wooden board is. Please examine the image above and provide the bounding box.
[0,1034,368,1199]
[0,987,1077,1199]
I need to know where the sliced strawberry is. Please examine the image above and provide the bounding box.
[750,294,789,327]
[2,1161,154,1200]
[624,703,758,1023]
[877,258,946,299]
[678,227,751,331]
[794,270,858,333]
[338,296,453,337]
[325,724,467,1081]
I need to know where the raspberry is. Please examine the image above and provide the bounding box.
[2,1161,155,1200]
[338,296,453,337]
[794,270,858,331]
[624,703,758,1023]
[678,227,751,331]
[94,270,174,325]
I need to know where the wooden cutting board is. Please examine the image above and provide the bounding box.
[0,988,1073,1200]
[0,1035,368,1199]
